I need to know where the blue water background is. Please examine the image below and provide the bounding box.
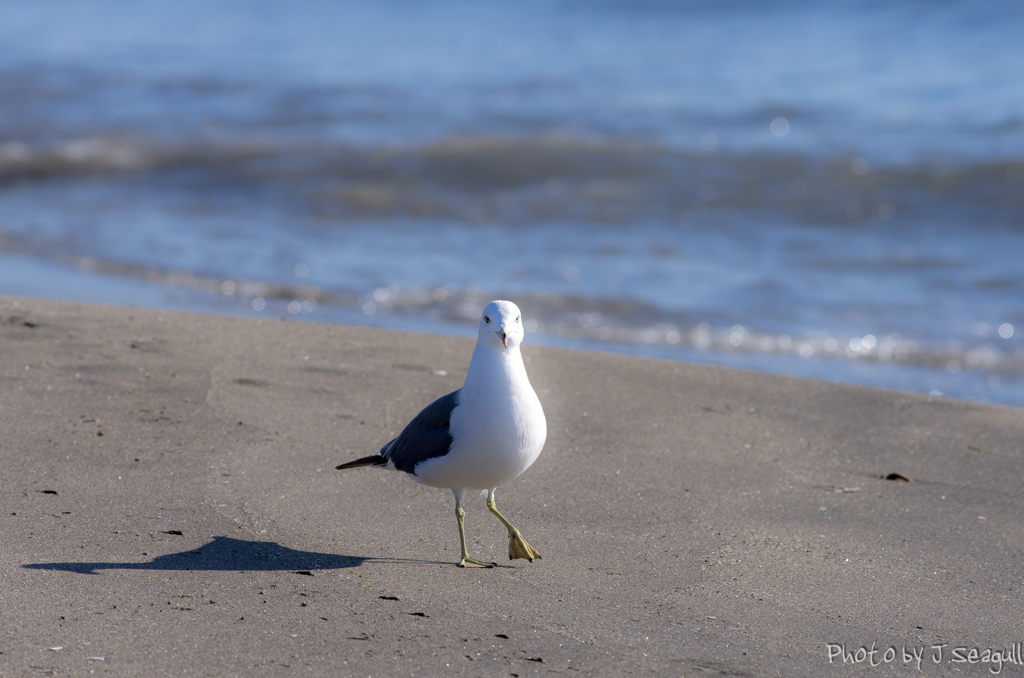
[0,0,1022,405]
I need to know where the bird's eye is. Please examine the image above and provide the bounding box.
[515,316,520,323]
[484,316,490,324]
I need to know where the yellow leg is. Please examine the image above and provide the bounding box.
[486,493,541,562]
[455,500,495,568]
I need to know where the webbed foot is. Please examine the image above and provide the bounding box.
[458,556,497,568]
[508,529,541,561]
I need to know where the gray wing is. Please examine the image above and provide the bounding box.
[381,389,459,475]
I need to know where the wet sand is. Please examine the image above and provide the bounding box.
[1,295,1021,677]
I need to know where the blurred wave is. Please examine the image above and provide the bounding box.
[2,238,1019,384]
[2,133,1022,225]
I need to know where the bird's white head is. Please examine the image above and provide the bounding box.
[478,300,525,351]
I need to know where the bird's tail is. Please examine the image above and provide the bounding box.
[336,454,388,471]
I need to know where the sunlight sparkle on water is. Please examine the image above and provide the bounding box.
[770,117,790,137]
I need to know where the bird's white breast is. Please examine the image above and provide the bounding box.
[414,345,546,491]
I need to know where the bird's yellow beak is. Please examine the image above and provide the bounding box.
[499,325,509,348]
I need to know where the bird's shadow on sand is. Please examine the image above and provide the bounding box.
[22,535,449,575]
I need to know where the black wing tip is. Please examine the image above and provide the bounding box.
[335,454,387,471]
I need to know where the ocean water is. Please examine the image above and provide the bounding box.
[1,0,1022,406]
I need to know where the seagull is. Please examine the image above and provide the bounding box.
[336,300,547,568]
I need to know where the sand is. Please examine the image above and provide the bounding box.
[1,295,1021,677]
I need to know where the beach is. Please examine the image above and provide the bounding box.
[1,295,1021,676]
